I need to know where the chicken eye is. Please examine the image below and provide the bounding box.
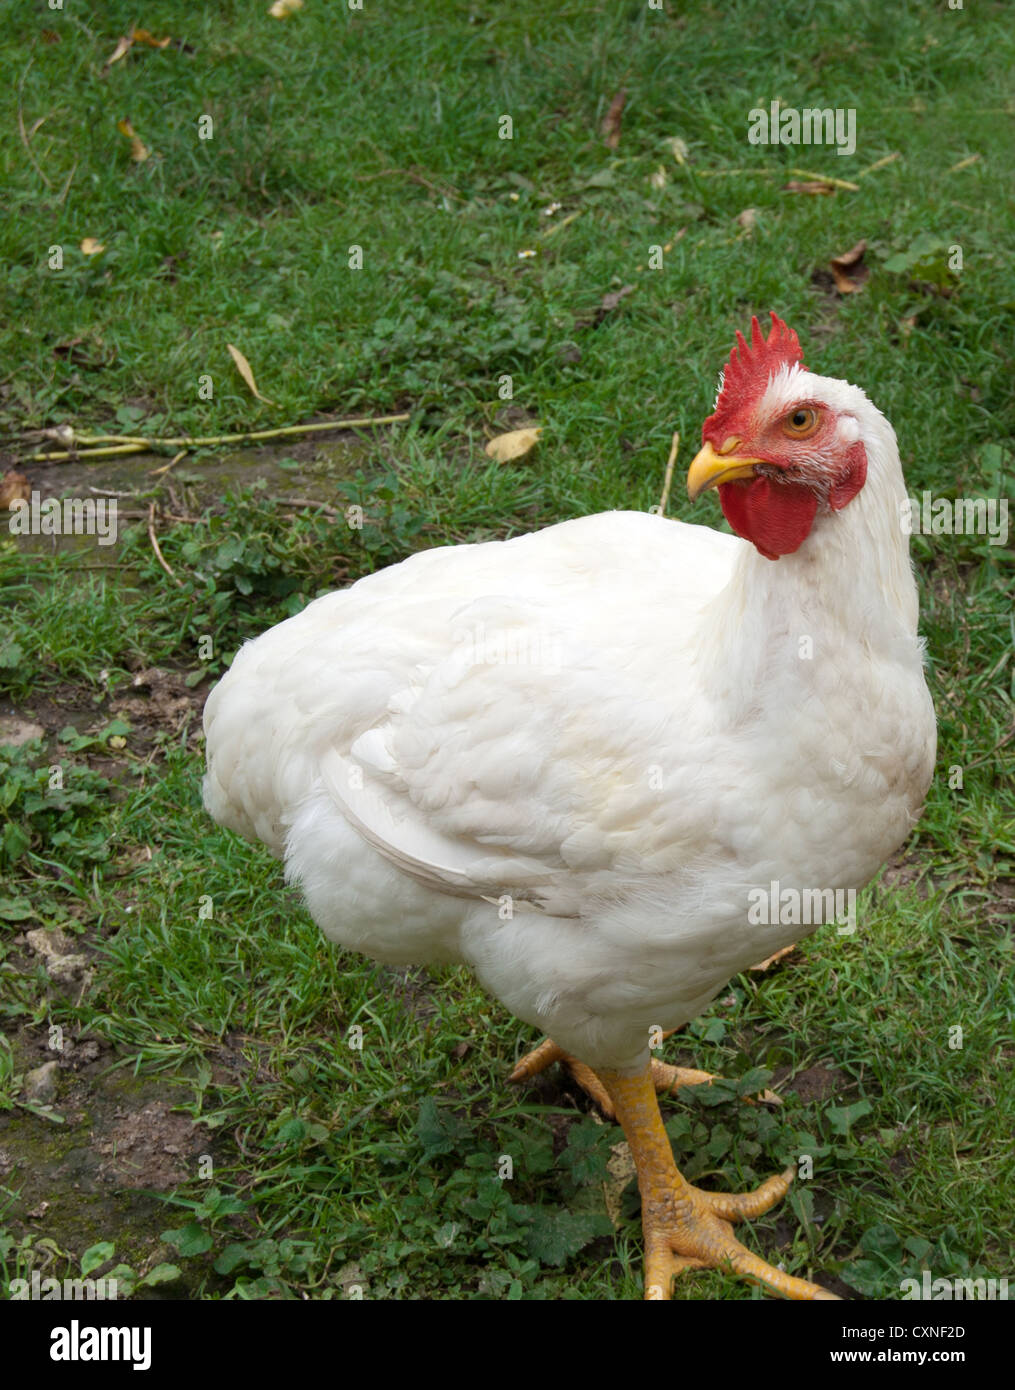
[782,407,820,438]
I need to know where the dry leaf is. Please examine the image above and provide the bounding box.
[601,89,626,149]
[948,153,981,173]
[105,34,134,68]
[52,338,83,359]
[575,283,635,330]
[649,166,668,190]
[269,0,304,15]
[80,238,105,256]
[227,344,277,406]
[104,28,172,70]
[750,943,799,973]
[667,136,689,165]
[0,471,31,510]
[598,284,634,316]
[132,29,172,48]
[484,427,542,463]
[117,118,150,162]
[783,179,835,196]
[736,207,758,233]
[829,239,869,294]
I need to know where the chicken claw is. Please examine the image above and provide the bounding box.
[596,1062,838,1300]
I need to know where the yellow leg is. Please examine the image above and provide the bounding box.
[596,1061,837,1300]
[510,1036,717,1119]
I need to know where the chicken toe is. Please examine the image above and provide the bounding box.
[596,1062,838,1301]
[510,1037,719,1119]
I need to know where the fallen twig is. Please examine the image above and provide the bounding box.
[147,502,183,587]
[539,210,582,239]
[694,167,781,178]
[33,443,151,461]
[658,432,680,516]
[857,151,901,178]
[148,449,189,477]
[788,167,859,191]
[54,158,78,210]
[87,484,150,499]
[26,412,412,462]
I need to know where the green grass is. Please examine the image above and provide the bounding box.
[1,0,1013,1301]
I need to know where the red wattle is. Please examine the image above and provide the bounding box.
[718,477,819,561]
[829,441,868,510]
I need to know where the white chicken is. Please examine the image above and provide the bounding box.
[203,314,935,1300]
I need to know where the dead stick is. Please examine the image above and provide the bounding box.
[27,412,412,462]
[788,167,859,191]
[54,158,78,210]
[657,432,680,516]
[857,151,901,178]
[147,503,183,588]
[149,449,189,477]
[33,444,149,461]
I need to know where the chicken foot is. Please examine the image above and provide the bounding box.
[597,1062,838,1300]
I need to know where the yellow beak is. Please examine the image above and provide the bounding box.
[686,441,763,502]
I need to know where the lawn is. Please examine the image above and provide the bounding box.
[0,0,1012,1302]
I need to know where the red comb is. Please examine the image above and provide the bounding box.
[709,313,805,426]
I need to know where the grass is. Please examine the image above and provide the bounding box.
[1,0,1013,1301]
